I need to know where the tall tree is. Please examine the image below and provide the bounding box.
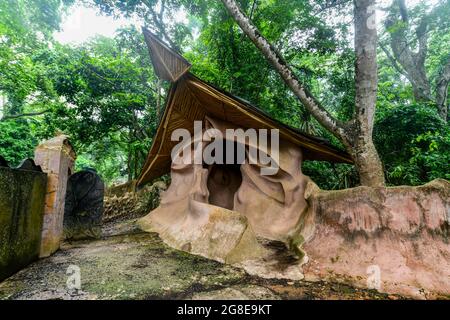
[0,0,74,165]
[41,29,160,181]
[383,0,450,120]
[220,0,385,187]
[0,0,74,120]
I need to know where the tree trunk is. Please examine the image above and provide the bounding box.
[221,0,385,187]
[349,134,385,187]
[436,59,450,121]
[352,0,385,187]
[386,21,432,102]
[384,0,449,121]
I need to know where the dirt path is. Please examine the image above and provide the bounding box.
[0,219,401,300]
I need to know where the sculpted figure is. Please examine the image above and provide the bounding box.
[139,117,310,263]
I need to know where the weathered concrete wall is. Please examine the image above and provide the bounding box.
[35,135,76,257]
[301,179,450,299]
[0,165,47,281]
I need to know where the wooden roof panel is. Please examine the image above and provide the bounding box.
[143,28,191,82]
[186,79,227,120]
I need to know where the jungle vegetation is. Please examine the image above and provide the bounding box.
[0,0,448,188]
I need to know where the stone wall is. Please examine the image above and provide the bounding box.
[0,161,47,281]
[301,179,450,299]
[105,180,137,198]
[34,135,76,257]
[103,180,166,222]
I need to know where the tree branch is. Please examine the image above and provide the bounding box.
[86,64,120,89]
[87,63,159,94]
[380,43,407,77]
[415,16,428,65]
[385,0,432,103]
[141,0,180,52]
[220,0,347,141]
[1,110,49,121]
[396,0,409,23]
[249,0,257,19]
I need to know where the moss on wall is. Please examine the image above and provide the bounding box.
[0,167,47,281]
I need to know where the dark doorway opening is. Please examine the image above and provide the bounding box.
[207,163,242,210]
[205,140,244,210]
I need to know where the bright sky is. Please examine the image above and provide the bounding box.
[54,3,190,45]
[54,5,141,45]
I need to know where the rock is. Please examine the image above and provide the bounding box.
[0,166,47,281]
[16,159,42,171]
[139,198,267,264]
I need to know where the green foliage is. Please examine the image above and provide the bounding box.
[374,104,449,185]
[0,120,37,166]
[387,131,450,185]
[39,28,161,183]
[302,162,358,190]
[0,0,72,166]
[1,17,160,182]
[0,0,448,188]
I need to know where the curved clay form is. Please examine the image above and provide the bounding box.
[138,116,309,265]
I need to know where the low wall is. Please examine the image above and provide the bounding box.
[301,179,450,299]
[103,180,166,222]
[105,180,137,198]
[0,162,47,281]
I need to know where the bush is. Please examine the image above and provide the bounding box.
[0,120,37,166]
[374,104,449,185]
[302,161,358,190]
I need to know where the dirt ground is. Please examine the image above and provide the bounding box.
[0,218,403,300]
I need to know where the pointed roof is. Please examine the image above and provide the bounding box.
[142,28,191,82]
[137,30,352,186]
